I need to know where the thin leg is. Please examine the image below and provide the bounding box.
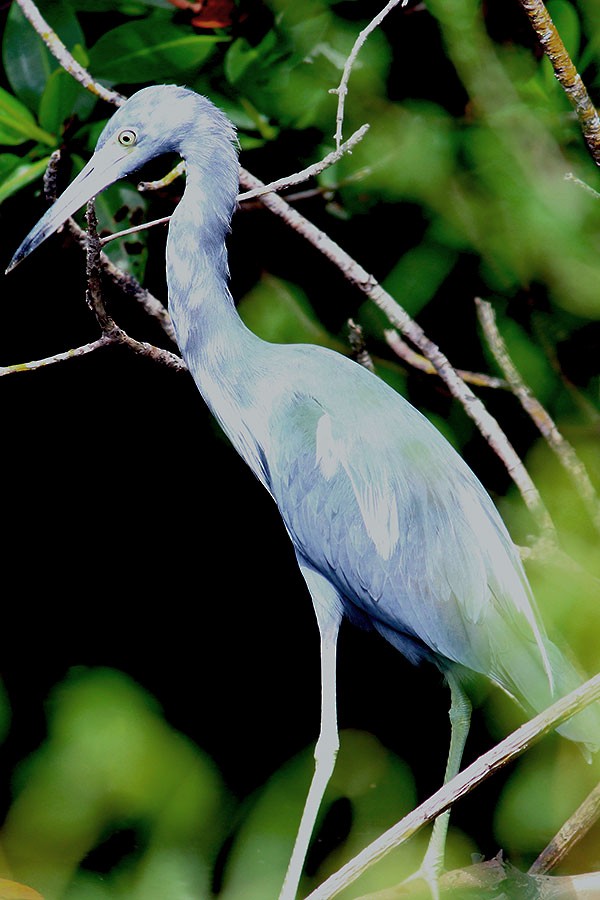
[409,670,472,899]
[279,562,343,900]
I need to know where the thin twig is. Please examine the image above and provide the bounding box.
[347,318,375,372]
[100,216,171,246]
[0,338,110,376]
[384,328,508,389]
[138,160,186,191]
[516,0,600,166]
[476,297,600,536]
[305,673,600,900]
[329,0,406,148]
[564,171,600,199]
[237,124,370,202]
[529,780,600,876]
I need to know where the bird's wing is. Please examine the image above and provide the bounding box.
[265,348,549,682]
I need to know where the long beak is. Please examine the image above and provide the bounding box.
[6,146,131,274]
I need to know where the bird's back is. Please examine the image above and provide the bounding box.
[259,342,600,753]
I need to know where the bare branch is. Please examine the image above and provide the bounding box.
[516,0,600,166]
[84,200,187,371]
[305,673,600,900]
[237,124,370,202]
[0,338,110,376]
[100,216,171,246]
[384,328,508,390]
[353,857,600,899]
[565,171,600,200]
[476,297,600,536]
[347,318,375,372]
[138,161,186,192]
[329,0,406,149]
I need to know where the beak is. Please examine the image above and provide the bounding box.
[6,144,132,274]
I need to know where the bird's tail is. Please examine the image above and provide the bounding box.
[497,632,600,758]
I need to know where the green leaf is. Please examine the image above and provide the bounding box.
[89,15,228,83]
[96,181,150,283]
[0,155,52,205]
[225,31,278,85]
[38,45,91,134]
[238,275,344,349]
[2,0,85,114]
[0,87,56,146]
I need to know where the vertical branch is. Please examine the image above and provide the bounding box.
[329,0,405,148]
[516,0,600,165]
[85,201,112,332]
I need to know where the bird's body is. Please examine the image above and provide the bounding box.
[8,84,600,898]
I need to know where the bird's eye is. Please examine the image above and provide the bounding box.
[118,129,137,147]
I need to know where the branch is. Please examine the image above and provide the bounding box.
[353,857,600,899]
[384,328,508,390]
[347,318,375,372]
[84,200,187,371]
[0,339,110,376]
[41,149,177,344]
[239,165,556,538]
[237,124,370,202]
[516,0,600,166]
[329,0,406,148]
[304,673,600,900]
[476,297,600,536]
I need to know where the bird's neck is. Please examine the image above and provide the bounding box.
[166,144,256,363]
[165,145,274,475]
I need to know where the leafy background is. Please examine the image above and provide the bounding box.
[1,0,600,897]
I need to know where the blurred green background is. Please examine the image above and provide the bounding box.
[1,0,599,897]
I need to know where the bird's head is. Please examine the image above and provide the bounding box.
[6,85,236,273]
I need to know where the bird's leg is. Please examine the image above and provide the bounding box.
[279,564,343,900]
[406,671,472,899]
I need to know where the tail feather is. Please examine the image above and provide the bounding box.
[496,632,600,757]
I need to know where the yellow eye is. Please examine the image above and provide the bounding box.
[118,129,137,147]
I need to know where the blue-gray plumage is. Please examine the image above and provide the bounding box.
[8,85,600,899]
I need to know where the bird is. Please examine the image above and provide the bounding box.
[7,84,600,899]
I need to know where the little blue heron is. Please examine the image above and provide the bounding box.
[7,85,600,899]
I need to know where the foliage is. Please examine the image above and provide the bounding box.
[1,0,600,898]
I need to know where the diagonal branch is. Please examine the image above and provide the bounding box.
[516,0,600,166]
[305,673,600,900]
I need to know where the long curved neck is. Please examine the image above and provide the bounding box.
[165,134,274,479]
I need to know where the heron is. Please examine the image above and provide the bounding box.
[7,85,600,899]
